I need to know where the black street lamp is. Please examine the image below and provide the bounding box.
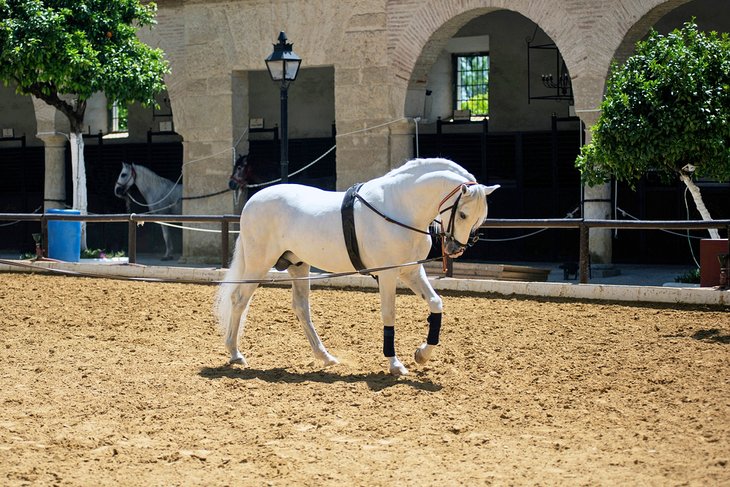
[265,31,302,184]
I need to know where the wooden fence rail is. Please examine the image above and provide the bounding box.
[1,213,728,284]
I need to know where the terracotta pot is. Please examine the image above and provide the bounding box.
[700,239,729,287]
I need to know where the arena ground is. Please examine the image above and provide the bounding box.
[1,273,728,485]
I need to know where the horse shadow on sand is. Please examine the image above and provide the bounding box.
[691,328,730,344]
[199,364,443,393]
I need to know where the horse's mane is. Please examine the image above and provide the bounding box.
[131,163,180,188]
[383,158,476,181]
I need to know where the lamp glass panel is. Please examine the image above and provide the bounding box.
[285,59,301,80]
[266,60,285,81]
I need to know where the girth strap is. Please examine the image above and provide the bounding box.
[341,183,367,272]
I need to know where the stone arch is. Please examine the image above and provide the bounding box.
[389,0,579,116]
[390,0,702,119]
[611,0,694,68]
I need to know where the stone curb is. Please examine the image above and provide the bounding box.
[2,259,728,306]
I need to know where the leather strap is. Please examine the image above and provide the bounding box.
[341,183,367,272]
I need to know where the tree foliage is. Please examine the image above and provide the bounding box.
[576,21,730,188]
[0,0,169,129]
[459,93,488,116]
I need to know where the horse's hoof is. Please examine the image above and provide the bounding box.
[322,354,340,367]
[388,358,409,376]
[414,343,434,365]
[161,256,174,261]
[229,353,248,366]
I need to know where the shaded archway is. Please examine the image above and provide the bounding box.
[0,82,44,253]
[610,0,730,264]
[396,7,583,263]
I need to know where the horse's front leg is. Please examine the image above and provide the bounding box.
[400,265,443,365]
[378,272,408,376]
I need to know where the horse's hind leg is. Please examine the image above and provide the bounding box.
[288,261,339,367]
[225,282,259,365]
[160,224,174,260]
[400,265,443,365]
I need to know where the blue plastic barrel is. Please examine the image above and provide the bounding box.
[47,209,81,262]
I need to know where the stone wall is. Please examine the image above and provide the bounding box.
[3,0,724,262]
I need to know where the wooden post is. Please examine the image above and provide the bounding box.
[579,223,589,284]
[221,221,229,268]
[128,220,137,264]
[41,215,48,258]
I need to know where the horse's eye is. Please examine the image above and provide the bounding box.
[459,211,467,220]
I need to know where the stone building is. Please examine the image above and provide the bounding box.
[0,0,727,263]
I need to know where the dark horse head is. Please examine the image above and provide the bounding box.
[229,154,279,191]
[228,154,251,191]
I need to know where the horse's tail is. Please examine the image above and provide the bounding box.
[214,233,246,338]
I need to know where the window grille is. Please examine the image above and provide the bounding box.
[453,53,489,118]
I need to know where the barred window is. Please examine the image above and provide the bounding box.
[453,53,489,118]
[110,101,128,133]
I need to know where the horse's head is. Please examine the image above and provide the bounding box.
[440,183,500,257]
[229,154,250,191]
[114,162,136,199]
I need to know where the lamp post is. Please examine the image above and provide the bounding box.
[265,31,302,184]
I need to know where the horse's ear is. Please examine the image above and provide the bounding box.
[483,184,500,196]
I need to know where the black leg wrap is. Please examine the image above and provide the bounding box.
[427,312,442,346]
[383,326,395,357]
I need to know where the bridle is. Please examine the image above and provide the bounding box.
[229,156,248,191]
[116,165,137,197]
[437,181,480,249]
[353,181,481,271]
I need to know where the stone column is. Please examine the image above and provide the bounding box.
[388,118,415,170]
[37,133,67,210]
[577,109,615,269]
[173,73,236,264]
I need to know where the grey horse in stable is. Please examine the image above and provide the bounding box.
[114,162,182,260]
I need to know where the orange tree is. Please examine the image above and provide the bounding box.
[0,0,169,247]
[577,22,729,238]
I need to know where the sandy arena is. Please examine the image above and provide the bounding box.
[1,272,728,486]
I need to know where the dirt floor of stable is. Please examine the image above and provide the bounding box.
[1,272,728,486]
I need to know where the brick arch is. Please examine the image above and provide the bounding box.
[389,0,583,116]
[389,0,696,117]
[612,0,693,66]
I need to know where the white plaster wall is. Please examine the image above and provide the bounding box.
[0,83,38,144]
[248,66,335,139]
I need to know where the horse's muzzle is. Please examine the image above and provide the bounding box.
[444,238,466,258]
[113,185,128,198]
[444,233,479,258]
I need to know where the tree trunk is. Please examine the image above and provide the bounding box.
[679,172,720,239]
[69,130,88,250]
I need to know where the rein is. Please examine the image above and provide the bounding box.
[0,256,442,285]
[353,193,430,236]
[353,181,478,272]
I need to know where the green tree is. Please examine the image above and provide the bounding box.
[0,0,169,248]
[459,93,489,116]
[576,21,730,238]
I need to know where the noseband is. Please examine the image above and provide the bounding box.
[117,166,137,196]
[437,181,480,249]
[229,158,250,190]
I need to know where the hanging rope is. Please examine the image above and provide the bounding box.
[0,256,441,285]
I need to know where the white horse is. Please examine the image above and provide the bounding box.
[114,162,182,261]
[215,157,499,376]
